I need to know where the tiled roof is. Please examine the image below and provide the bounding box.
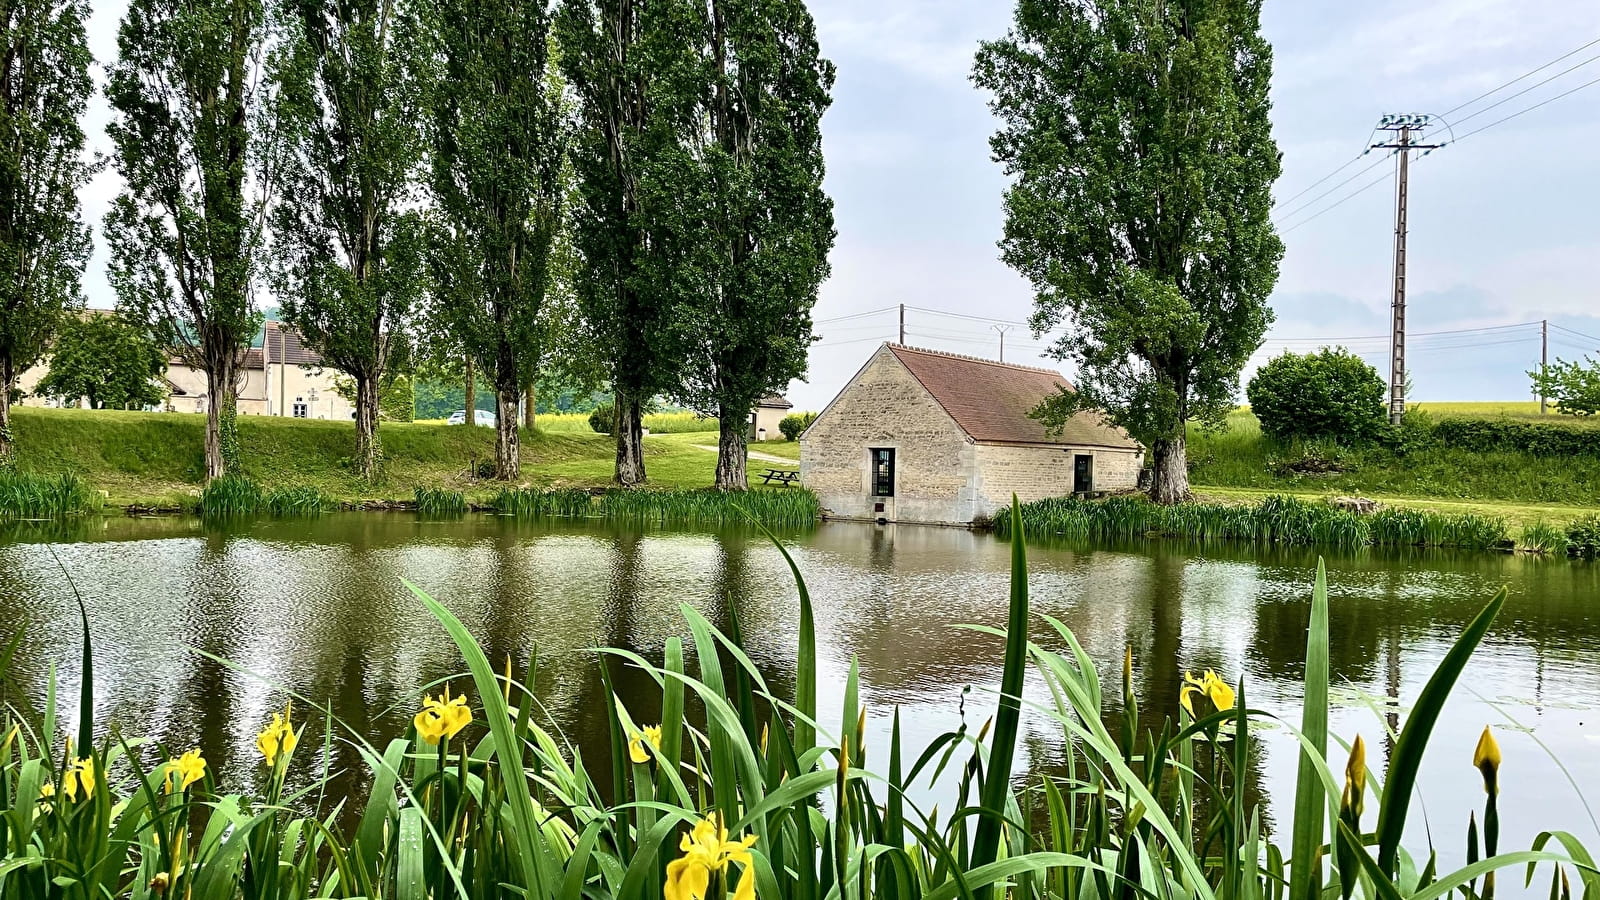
[167,323,325,370]
[757,394,793,409]
[886,344,1140,449]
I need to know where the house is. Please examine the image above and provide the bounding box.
[749,394,793,441]
[19,319,352,420]
[800,343,1143,526]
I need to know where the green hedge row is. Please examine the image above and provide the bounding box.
[1432,417,1600,457]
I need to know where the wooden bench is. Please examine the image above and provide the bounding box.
[760,469,800,486]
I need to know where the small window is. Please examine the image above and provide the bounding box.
[292,401,308,418]
[870,448,895,497]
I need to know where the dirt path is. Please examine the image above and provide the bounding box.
[690,444,795,465]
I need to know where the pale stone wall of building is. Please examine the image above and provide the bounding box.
[972,443,1142,515]
[751,405,789,441]
[800,346,979,525]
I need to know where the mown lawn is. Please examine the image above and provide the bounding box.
[6,407,798,507]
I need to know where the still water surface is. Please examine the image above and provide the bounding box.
[3,514,1599,875]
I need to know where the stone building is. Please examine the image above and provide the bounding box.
[800,343,1143,526]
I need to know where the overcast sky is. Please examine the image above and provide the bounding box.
[78,1,1600,412]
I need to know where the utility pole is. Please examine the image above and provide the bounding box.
[1541,319,1549,415]
[1372,115,1440,425]
[991,324,1013,362]
[898,304,905,344]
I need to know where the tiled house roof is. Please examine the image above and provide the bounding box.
[757,394,793,409]
[885,344,1139,449]
[167,322,326,369]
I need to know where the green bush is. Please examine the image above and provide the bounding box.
[1246,347,1387,443]
[1529,355,1600,415]
[1566,514,1600,558]
[1433,416,1600,456]
[779,411,816,441]
[587,402,614,434]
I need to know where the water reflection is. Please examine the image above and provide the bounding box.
[1,514,1597,877]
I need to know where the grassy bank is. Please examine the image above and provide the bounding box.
[6,407,798,507]
[2,507,1584,899]
[1189,409,1600,506]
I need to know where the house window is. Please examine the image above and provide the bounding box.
[870,448,895,497]
[292,399,308,418]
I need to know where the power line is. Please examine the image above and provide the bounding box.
[1273,153,1392,223]
[1447,50,1600,129]
[813,306,897,325]
[903,305,1031,327]
[1276,166,1394,234]
[1262,322,1542,343]
[1451,72,1600,143]
[1441,35,1600,118]
[1550,322,1600,343]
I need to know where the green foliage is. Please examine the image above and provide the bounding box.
[263,485,333,516]
[668,0,835,488]
[0,0,96,458]
[493,485,820,528]
[426,0,566,480]
[105,0,268,478]
[268,0,430,478]
[975,0,1283,502]
[413,486,466,516]
[1565,514,1600,559]
[36,314,166,410]
[587,401,613,434]
[1247,347,1386,443]
[1530,355,1600,416]
[779,411,817,441]
[1519,519,1567,554]
[196,473,263,518]
[1433,416,1600,457]
[557,0,707,484]
[332,372,416,423]
[0,469,95,517]
[994,493,1508,550]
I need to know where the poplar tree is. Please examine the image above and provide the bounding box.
[0,0,95,462]
[269,0,429,479]
[674,0,834,490]
[557,0,702,486]
[428,0,566,480]
[106,0,271,479]
[974,0,1283,503]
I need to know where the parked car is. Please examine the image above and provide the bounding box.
[446,409,497,426]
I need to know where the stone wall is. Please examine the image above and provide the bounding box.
[800,346,979,525]
[972,443,1142,515]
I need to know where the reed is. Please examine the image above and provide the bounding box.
[492,486,821,528]
[1,498,1590,900]
[195,473,264,518]
[0,470,97,518]
[413,486,468,516]
[492,486,594,517]
[263,485,333,516]
[994,493,1511,550]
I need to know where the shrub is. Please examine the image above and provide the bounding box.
[1566,514,1600,558]
[587,402,615,434]
[1246,347,1387,443]
[779,411,816,441]
[1433,416,1600,457]
[1529,355,1600,416]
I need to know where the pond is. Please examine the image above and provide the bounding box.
[2,513,1598,877]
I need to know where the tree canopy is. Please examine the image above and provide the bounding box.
[1247,347,1387,443]
[38,313,167,410]
[975,0,1283,503]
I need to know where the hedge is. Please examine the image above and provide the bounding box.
[1432,416,1600,457]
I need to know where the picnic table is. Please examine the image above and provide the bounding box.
[760,469,800,486]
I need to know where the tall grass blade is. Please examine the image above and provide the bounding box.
[1375,588,1507,877]
[1290,560,1332,900]
[971,494,1030,898]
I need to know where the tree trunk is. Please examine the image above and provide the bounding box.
[355,373,381,480]
[714,411,748,491]
[523,383,536,430]
[1148,434,1191,504]
[203,358,237,480]
[495,388,519,480]
[463,358,475,426]
[0,355,14,464]
[614,392,647,486]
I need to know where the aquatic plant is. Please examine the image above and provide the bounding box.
[414,486,468,516]
[1519,519,1569,554]
[263,485,333,516]
[995,493,1511,550]
[0,470,97,519]
[1565,513,1600,558]
[1,500,1590,900]
[195,473,264,518]
[491,486,821,528]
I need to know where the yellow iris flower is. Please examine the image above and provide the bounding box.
[629,725,663,764]
[1179,669,1237,716]
[1473,725,1501,795]
[665,814,758,900]
[415,685,473,745]
[164,749,207,794]
[1341,735,1368,819]
[256,704,300,767]
[37,781,56,813]
[61,756,95,802]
